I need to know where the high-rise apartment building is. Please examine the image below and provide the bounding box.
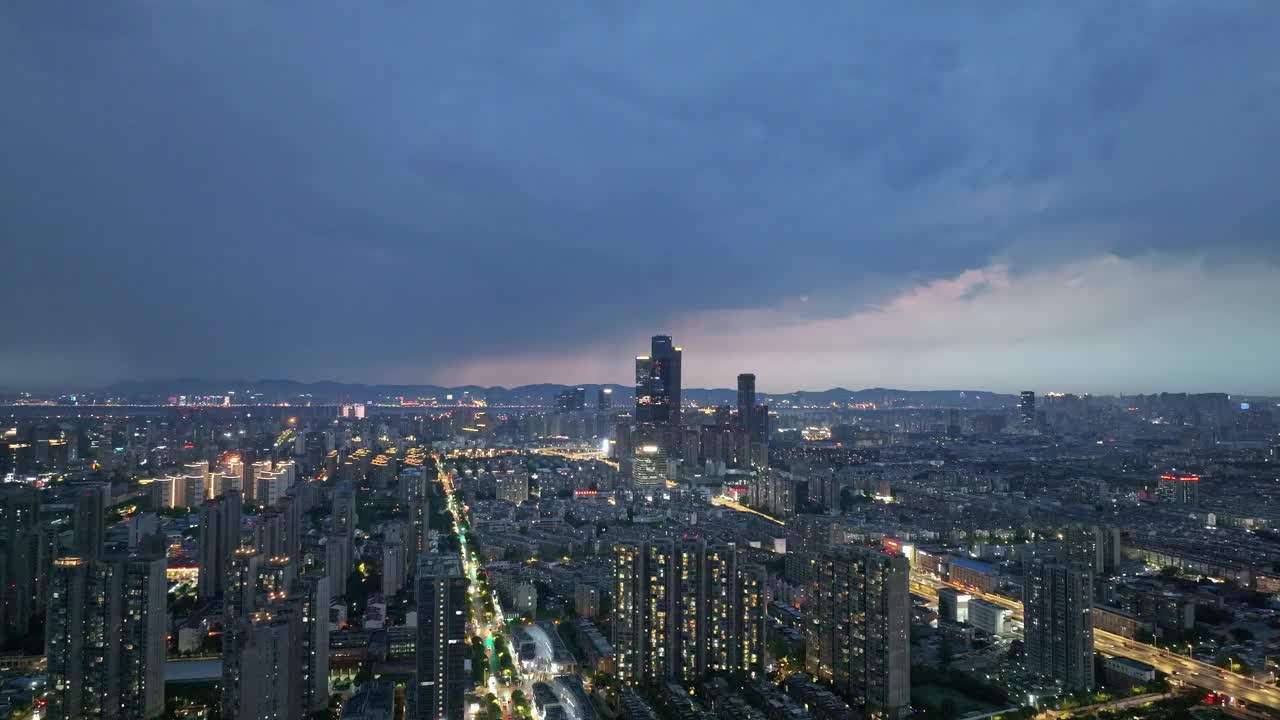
[182,462,209,506]
[287,572,332,715]
[1024,559,1095,691]
[71,483,107,560]
[556,387,587,413]
[496,466,529,505]
[611,540,764,687]
[1067,525,1122,577]
[415,552,467,720]
[254,461,296,507]
[333,484,358,542]
[0,483,49,644]
[222,557,330,718]
[222,611,298,720]
[808,547,910,720]
[197,490,242,599]
[46,550,167,720]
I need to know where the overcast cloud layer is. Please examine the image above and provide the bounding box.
[2,2,1278,393]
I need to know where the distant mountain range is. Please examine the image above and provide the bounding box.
[47,378,1020,409]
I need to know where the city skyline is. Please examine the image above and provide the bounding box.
[3,4,1279,392]
[5,3,1280,719]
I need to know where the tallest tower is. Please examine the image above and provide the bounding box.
[636,335,681,426]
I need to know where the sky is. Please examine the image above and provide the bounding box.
[2,2,1279,395]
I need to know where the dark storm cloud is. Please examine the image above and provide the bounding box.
[1,1,1278,388]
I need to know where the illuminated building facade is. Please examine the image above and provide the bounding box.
[1024,558,1094,691]
[415,552,467,720]
[630,444,668,487]
[611,540,765,686]
[496,467,530,505]
[1157,472,1199,505]
[47,551,167,720]
[809,546,910,720]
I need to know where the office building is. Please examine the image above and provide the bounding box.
[415,552,468,720]
[597,387,613,410]
[1024,559,1094,691]
[46,551,167,720]
[1020,391,1036,425]
[630,444,668,487]
[808,547,910,720]
[737,373,756,430]
[937,587,970,624]
[635,336,682,454]
[968,598,1011,636]
[736,373,769,449]
[197,490,242,599]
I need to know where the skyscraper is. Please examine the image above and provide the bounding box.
[408,496,429,572]
[287,572,332,715]
[635,335,682,429]
[597,387,613,410]
[1024,559,1094,691]
[809,546,910,720]
[182,461,209,506]
[1067,525,1122,577]
[611,540,764,686]
[226,548,264,621]
[415,552,468,720]
[71,483,106,561]
[0,483,46,644]
[555,387,587,413]
[737,373,756,433]
[333,483,358,542]
[222,557,329,718]
[1020,391,1036,425]
[46,550,167,720]
[197,490,242,599]
[611,542,644,686]
[222,611,298,720]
